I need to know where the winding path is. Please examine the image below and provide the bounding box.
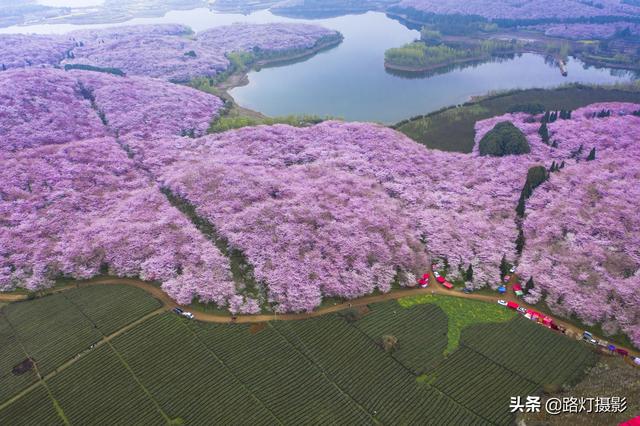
[1,276,638,359]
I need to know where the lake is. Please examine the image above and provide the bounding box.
[4,8,635,123]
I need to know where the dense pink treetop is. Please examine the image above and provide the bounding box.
[535,22,640,39]
[74,70,224,138]
[125,121,534,310]
[398,0,640,20]
[128,126,430,312]
[64,23,338,81]
[519,153,640,346]
[0,68,224,150]
[0,34,75,70]
[0,23,339,81]
[473,102,640,163]
[474,104,640,345]
[0,138,236,306]
[0,68,106,151]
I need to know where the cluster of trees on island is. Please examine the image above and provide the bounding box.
[385,35,522,70]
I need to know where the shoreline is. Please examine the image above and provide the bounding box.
[384,54,503,73]
[210,35,344,118]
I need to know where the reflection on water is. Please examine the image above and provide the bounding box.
[384,54,520,80]
[2,9,635,123]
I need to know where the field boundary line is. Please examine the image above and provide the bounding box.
[2,277,638,359]
[270,322,381,425]
[105,341,173,424]
[179,320,284,426]
[459,342,544,387]
[59,292,173,424]
[0,308,164,413]
[347,318,492,425]
[1,315,71,425]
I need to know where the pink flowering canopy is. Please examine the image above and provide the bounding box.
[534,22,640,40]
[125,121,534,310]
[0,23,340,81]
[0,68,224,151]
[473,103,640,345]
[0,138,236,307]
[397,0,640,20]
[1,25,639,343]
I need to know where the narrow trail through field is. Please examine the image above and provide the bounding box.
[1,276,638,358]
[0,307,165,412]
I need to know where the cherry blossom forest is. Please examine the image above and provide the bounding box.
[0,23,639,344]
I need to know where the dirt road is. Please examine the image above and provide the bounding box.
[1,276,638,359]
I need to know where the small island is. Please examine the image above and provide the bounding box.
[384,28,525,73]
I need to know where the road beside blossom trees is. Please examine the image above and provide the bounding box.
[1,24,639,342]
[0,139,237,308]
[473,103,640,346]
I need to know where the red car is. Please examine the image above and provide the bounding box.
[442,281,453,289]
[436,276,445,284]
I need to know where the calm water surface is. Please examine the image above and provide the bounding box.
[3,9,635,123]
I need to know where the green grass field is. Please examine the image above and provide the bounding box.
[0,287,599,425]
[399,294,516,354]
[395,85,640,153]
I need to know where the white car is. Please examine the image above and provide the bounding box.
[182,312,195,320]
[509,266,517,273]
[517,307,527,314]
[433,271,440,278]
[497,300,508,306]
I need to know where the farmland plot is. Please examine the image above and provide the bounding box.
[461,317,597,386]
[2,294,102,376]
[111,314,276,425]
[0,384,63,426]
[351,301,448,374]
[63,285,162,335]
[432,345,539,425]
[193,321,372,425]
[0,315,38,404]
[47,344,165,425]
[273,316,488,425]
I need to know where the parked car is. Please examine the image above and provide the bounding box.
[433,271,440,278]
[509,266,517,273]
[582,331,597,345]
[517,307,527,314]
[182,311,195,320]
[462,288,473,294]
[497,300,507,306]
[172,307,184,315]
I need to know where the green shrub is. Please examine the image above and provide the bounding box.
[508,103,545,114]
[478,121,530,156]
[64,64,125,76]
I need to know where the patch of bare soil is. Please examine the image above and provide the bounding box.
[249,322,267,334]
[12,358,35,375]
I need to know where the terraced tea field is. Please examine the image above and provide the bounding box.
[0,287,598,425]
